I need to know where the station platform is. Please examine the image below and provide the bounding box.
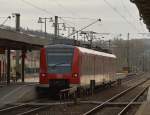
[0,82,38,108]
[135,87,150,115]
[135,102,150,115]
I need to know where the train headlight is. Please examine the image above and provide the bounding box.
[73,73,78,78]
[41,73,46,77]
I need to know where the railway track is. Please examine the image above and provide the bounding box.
[0,74,147,115]
[82,78,149,115]
[0,101,76,115]
[0,104,46,115]
[121,73,144,85]
[80,73,147,102]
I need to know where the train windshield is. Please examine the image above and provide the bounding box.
[46,48,74,74]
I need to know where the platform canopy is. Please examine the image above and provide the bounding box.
[131,0,150,31]
[0,28,49,50]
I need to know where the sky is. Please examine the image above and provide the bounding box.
[0,0,149,39]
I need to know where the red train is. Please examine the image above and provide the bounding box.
[38,44,116,94]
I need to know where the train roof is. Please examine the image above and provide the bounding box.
[45,44,75,49]
[45,44,116,58]
[77,46,116,58]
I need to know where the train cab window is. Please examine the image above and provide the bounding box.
[46,48,74,74]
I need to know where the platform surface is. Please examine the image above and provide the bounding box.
[135,102,150,115]
[135,86,150,115]
[0,83,38,108]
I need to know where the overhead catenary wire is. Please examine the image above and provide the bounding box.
[21,0,81,39]
[51,0,81,17]
[60,17,96,21]
[103,0,140,33]
[21,0,143,37]
[0,17,9,19]
[20,0,110,38]
[21,0,79,35]
[59,17,77,26]
[21,0,78,29]
[67,19,101,37]
[53,1,99,31]
[0,16,11,27]
[50,0,98,23]
[45,0,99,30]
[59,17,77,30]
[21,0,100,31]
[120,0,135,20]
[21,0,55,16]
[120,0,145,32]
[60,16,102,35]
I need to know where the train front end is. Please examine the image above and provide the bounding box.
[39,45,80,93]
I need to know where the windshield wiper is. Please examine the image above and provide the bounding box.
[49,62,68,69]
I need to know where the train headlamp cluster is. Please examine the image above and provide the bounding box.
[41,73,46,77]
[73,73,78,78]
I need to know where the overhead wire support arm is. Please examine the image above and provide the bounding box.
[67,18,101,38]
[0,16,11,27]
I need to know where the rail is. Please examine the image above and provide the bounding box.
[59,87,76,103]
[82,78,149,115]
[118,85,149,115]
[0,101,74,115]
